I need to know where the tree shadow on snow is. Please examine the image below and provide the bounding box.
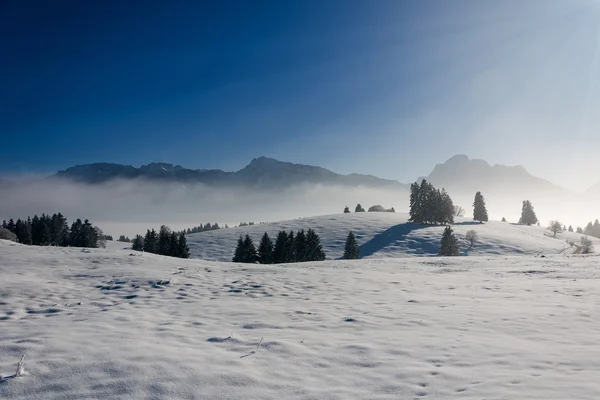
[359,223,436,258]
[454,221,483,226]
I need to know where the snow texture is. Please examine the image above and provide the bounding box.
[187,213,598,261]
[1,235,600,399]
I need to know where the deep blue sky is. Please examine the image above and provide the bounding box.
[2,0,600,189]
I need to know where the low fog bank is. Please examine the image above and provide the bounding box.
[0,178,597,238]
[0,179,407,237]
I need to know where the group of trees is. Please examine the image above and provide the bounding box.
[344,204,394,213]
[519,200,538,226]
[582,220,600,239]
[131,225,190,258]
[409,180,455,225]
[2,214,103,248]
[118,235,131,243]
[233,229,326,264]
[177,223,223,235]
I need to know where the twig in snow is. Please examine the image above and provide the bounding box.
[15,354,25,377]
[240,337,263,358]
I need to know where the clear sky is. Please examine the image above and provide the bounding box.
[2,0,599,191]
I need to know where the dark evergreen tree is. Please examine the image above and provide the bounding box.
[118,235,131,242]
[143,229,158,253]
[69,218,83,247]
[305,229,326,261]
[343,231,360,259]
[178,233,190,259]
[285,231,296,263]
[473,191,489,223]
[232,235,245,262]
[7,219,16,234]
[272,230,289,264]
[158,225,171,256]
[577,226,584,234]
[243,234,258,263]
[169,232,180,257]
[81,219,98,248]
[131,235,144,251]
[1,220,6,229]
[355,204,365,212]
[502,217,507,222]
[568,225,574,232]
[519,200,538,226]
[343,206,351,213]
[15,219,32,245]
[439,226,459,256]
[294,229,307,262]
[258,232,274,264]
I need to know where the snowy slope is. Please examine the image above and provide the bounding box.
[1,240,600,399]
[187,213,598,261]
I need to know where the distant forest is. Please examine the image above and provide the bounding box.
[1,214,104,248]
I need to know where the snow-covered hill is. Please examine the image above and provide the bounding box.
[1,240,600,399]
[187,213,598,261]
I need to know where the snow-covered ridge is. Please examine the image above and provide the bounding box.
[187,212,599,261]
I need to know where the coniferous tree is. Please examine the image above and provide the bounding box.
[168,232,179,257]
[132,235,144,251]
[272,230,289,264]
[473,191,489,223]
[294,229,307,262]
[232,235,245,262]
[158,225,171,256]
[258,232,274,264]
[1,220,6,229]
[243,234,258,263]
[568,225,574,232]
[577,226,584,234]
[285,231,296,262]
[178,233,190,259]
[69,218,83,247]
[343,231,360,259]
[439,226,459,256]
[7,219,16,234]
[519,200,538,226]
[15,219,32,245]
[143,229,158,253]
[355,204,365,212]
[305,229,326,261]
[502,217,507,222]
[343,206,351,213]
[409,180,454,225]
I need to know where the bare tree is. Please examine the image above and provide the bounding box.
[548,221,563,238]
[581,236,594,254]
[453,205,465,217]
[465,230,478,249]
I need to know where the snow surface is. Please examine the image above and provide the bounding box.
[187,213,598,261]
[1,239,600,399]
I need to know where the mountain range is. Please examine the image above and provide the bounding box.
[1,155,598,196]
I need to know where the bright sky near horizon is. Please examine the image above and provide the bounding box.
[1,0,600,191]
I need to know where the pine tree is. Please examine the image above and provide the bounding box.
[343,231,360,259]
[15,219,32,245]
[305,229,326,261]
[343,206,350,213]
[285,231,295,262]
[143,229,158,253]
[519,200,538,226]
[232,235,244,262]
[178,234,190,259]
[272,230,289,264]
[158,225,171,256]
[568,225,574,232]
[7,219,16,234]
[355,204,365,212]
[473,191,489,223]
[131,235,144,251]
[577,226,584,234]
[294,229,307,262]
[244,234,258,263]
[502,217,507,222]
[258,232,274,264]
[439,226,459,256]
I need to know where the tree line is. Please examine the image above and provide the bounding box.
[2,214,104,248]
[177,222,223,235]
[130,225,190,258]
[344,204,395,213]
[233,229,326,264]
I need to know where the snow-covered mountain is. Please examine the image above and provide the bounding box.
[186,212,597,261]
[52,157,405,190]
[423,155,570,197]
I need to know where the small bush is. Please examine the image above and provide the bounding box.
[0,227,18,242]
[581,236,594,254]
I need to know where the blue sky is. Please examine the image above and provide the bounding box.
[2,0,600,190]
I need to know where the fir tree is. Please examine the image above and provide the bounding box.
[294,229,307,262]
[568,225,573,232]
[343,231,360,259]
[285,231,296,263]
[158,225,171,256]
[439,226,459,256]
[232,235,245,262]
[258,232,274,264]
[143,229,158,253]
[355,204,365,212]
[15,219,32,245]
[343,206,351,213]
[243,234,258,263]
[519,200,538,226]
[169,232,179,257]
[305,229,326,261]
[131,235,144,251]
[178,234,190,259]
[7,219,16,234]
[577,226,584,234]
[272,230,289,264]
[473,191,489,223]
